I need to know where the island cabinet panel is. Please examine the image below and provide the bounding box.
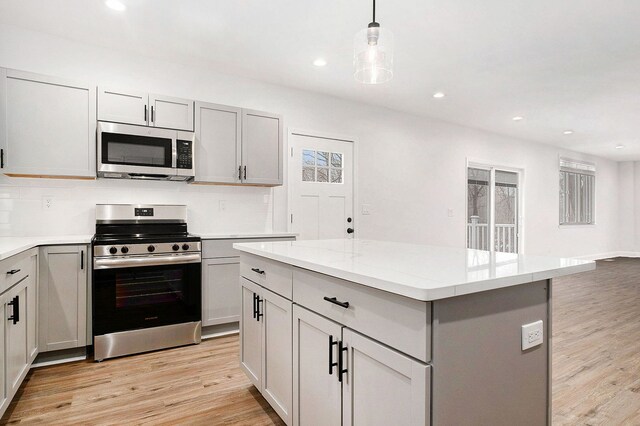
[343,329,430,426]
[431,280,550,426]
[241,253,293,300]
[292,269,431,363]
[202,258,241,326]
[293,305,343,426]
[240,277,293,425]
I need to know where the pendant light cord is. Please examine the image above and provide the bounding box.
[372,0,376,23]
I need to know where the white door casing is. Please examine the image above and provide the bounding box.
[289,131,355,240]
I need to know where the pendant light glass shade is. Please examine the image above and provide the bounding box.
[354,23,394,84]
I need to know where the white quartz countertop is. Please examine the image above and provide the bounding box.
[233,239,596,301]
[0,235,93,261]
[195,232,297,240]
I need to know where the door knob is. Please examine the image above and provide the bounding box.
[347,228,354,234]
[347,217,352,223]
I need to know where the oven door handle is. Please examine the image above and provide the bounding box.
[93,253,202,270]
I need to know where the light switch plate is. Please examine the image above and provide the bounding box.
[521,320,544,350]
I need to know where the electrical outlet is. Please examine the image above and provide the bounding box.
[42,196,54,210]
[521,320,544,350]
[219,200,226,212]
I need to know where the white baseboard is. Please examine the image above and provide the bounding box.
[573,251,640,261]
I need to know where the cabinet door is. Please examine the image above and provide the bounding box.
[342,329,430,426]
[0,300,6,413]
[293,305,342,426]
[39,245,88,352]
[240,278,263,389]
[5,280,28,397]
[1,69,96,177]
[202,258,241,326]
[149,94,194,131]
[97,87,148,126]
[194,102,242,183]
[262,287,293,425]
[241,109,282,185]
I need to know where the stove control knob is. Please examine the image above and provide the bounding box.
[121,246,129,254]
[147,245,156,253]
[172,244,180,251]
[182,243,190,251]
[109,247,118,255]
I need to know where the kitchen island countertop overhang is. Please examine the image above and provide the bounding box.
[232,238,595,300]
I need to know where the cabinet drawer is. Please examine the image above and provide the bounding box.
[240,253,293,300]
[293,269,431,363]
[0,253,32,295]
[203,237,294,259]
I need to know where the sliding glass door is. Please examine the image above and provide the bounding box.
[467,166,520,253]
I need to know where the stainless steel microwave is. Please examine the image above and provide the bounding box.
[97,122,195,181]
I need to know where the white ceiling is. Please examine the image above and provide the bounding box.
[2,0,640,161]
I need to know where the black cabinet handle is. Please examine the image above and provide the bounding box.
[252,293,257,319]
[81,250,84,270]
[243,166,247,180]
[329,335,338,375]
[6,269,21,275]
[151,106,155,123]
[251,267,265,275]
[8,295,19,324]
[324,296,349,309]
[238,165,242,181]
[256,297,264,321]
[338,340,348,382]
[144,105,148,122]
[1,148,4,169]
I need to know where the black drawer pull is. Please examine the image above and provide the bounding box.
[252,293,258,319]
[251,268,265,275]
[329,335,338,375]
[323,296,349,309]
[256,297,263,321]
[6,269,21,275]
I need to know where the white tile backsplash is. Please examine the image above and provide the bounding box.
[0,176,274,237]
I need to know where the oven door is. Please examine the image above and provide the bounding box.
[97,122,177,177]
[92,254,201,336]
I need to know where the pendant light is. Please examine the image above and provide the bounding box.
[354,0,394,84]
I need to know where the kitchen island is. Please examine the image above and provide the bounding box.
[233,239,594,426]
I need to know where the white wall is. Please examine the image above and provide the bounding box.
[0,24,621,257]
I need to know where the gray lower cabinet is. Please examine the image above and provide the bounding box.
[0,68,96,177]
[202,258,241,326]
[240,277,293,425]
[0,249,38,417]
[39,245,88,352]
[292,305,430,426]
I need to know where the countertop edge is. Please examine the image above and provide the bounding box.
[233,244,597,301]
[0,236,93,261]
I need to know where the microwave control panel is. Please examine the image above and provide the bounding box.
[177,140,193,169]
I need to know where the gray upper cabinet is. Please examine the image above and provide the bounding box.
[98,87,194,131]
[194,102,242,183]
[97,87,148,126]
[0,69,96,178]
[39,245,88,352]
[194,104,282,186]
[149,93,194,131]
[242,109,283,186]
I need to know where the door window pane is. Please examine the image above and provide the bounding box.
[331,153,342,168]
[316,151,329,167]
[302,167,315,182]
[494,170,518,253]
[467,168,490,251]
[303,150,315,165]
[301,149,343,184]
[317,167,329,182]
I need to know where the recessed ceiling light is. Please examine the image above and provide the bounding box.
[563,130,574,135]
[433,92,445,99]
[512,116,524,121]
[616,145,625,149]
[105,0,126,11]
[313,58,327,67]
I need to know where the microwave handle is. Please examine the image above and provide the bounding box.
[171,138,177,169]
[144,105,147,122]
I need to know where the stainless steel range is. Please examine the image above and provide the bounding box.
[92,204,202,361]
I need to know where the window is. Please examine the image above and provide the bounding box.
[302,149,343,183]
[559,158,595,225]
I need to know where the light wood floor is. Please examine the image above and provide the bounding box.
[2,258,639,425]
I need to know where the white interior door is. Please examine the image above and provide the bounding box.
[289,132,354,240]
